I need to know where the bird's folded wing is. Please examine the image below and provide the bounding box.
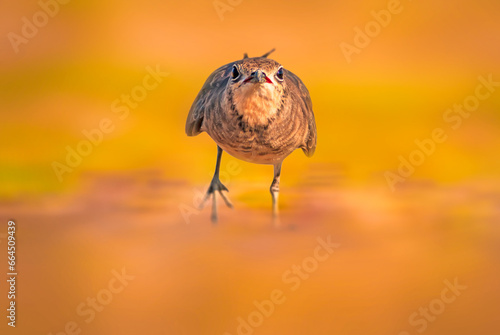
[185,63,232,136]
[285,70,317,157]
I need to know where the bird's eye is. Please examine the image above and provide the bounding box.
[276,67,284,81]
[231,65,240,80]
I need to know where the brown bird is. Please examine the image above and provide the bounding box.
[186,49,317,222]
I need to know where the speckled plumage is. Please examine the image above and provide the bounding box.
[185,51,317,222]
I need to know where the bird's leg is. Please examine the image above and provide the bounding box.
[200,146,233,223]
[270,163,282,218]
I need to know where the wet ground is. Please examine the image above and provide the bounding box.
[1,172,499,335]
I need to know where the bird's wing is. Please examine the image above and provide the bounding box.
[285,70,317,157]
[185,63,232,136]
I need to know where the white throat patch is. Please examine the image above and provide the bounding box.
[231,83,282,127]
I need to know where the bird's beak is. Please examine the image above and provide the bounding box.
[253,70,267,83]
[244,70,272,84]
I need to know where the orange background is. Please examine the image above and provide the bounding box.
[0,0,499,334]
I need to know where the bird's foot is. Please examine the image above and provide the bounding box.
[199,177,233,223]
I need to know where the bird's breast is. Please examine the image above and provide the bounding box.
[204,85,305,164]
[230,83,282,128]
[208,114,301,165]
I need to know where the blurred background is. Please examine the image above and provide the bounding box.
[0,0,499,334]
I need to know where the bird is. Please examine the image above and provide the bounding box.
[185,49,317,222]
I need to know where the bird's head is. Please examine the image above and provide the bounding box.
[226,57,286,126]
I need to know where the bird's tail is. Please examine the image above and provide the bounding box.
[242,48,276,59]
[261,48,276,58]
